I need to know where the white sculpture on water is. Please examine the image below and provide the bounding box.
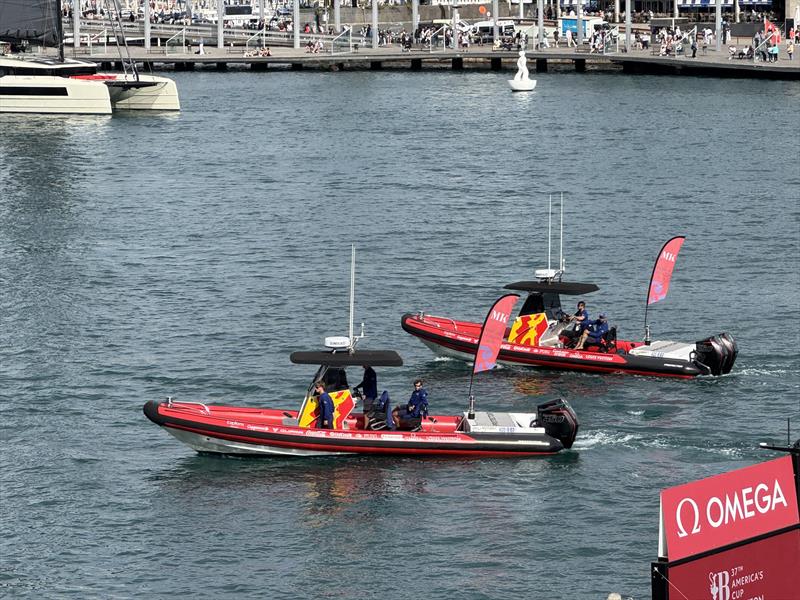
[508,50,537,92]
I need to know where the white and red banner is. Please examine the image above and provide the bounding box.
[473,293,520,374]
[660,456,799,561]
[647,236,685,305]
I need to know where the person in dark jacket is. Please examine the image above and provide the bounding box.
[392,379,429,430]
[575,314,610,350]
[354,365,378,411]
[314,381,335,429]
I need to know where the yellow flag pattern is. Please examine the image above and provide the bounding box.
[507,313,549,346]
[298,389,356,429]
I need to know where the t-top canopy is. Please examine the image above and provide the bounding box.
[503,281,600,295]
[290,350,404,367]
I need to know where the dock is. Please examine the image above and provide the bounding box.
[87,45,800,80]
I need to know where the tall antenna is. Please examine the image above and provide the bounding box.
[349,244,355,345]
[547,194,552,272]
[559,192,564,275]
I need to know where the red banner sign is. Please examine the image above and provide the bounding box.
[667,529,799,600]
[648,236,685,305]
[661,456,799,561]
[473,293,520,374]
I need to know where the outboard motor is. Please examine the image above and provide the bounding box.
[537,398,579,449]
[694,333,738,376]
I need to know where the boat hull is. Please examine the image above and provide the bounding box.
[401,313,733,378]
[143,400,565,457]
[0,75,112,114]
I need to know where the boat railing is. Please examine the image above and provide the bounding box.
[165,29,188,54]
[330,27,353,55]
[419,312,459,331]
[165,398,210,415]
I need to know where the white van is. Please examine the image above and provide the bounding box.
[471,19,515,42]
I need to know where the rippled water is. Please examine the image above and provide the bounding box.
[1,70,799,599]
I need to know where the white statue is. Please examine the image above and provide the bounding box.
[508,50,537,91]
[514,50,529,81]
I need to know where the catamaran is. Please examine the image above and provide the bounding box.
[0,0,179,114]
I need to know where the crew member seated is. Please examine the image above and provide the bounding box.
[560,301,589,346]
[392,379,428,431]
[574,313,609,350]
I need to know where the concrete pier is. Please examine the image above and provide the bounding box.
[75,46,799,81]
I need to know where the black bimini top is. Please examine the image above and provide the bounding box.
[503,281,599,295]
[290,350,403,367]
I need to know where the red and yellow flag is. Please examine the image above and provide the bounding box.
[508,313,549,346]
[298,390,356,429]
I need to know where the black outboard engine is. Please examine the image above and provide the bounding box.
[537,398,579,450]
[694,333,738,376]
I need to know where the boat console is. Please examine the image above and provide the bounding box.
[460,411,544,433]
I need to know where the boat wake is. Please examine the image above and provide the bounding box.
[573,431,641,450]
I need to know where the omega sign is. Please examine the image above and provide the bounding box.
[661,456,799,560]
[674,480,788,538]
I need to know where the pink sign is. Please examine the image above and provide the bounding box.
[647,236,685,305]
[661,456,799,561]
[473,293,519,374]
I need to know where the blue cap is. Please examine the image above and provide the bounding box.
[599,313,607,319]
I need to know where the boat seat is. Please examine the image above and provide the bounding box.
[365,390,393,430]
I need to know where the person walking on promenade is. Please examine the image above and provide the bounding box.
[553,29,560,48]
[788,40,795,60]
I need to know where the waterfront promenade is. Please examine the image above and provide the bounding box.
[89,43,800,79]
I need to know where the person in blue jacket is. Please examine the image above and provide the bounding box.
[314,381,335,429]
[571,301,589,326]
[354,365,378,411]
[575,313,610,350]
[392,379,429,430]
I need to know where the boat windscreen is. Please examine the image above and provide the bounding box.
[504,281,599,295]
[519,292,563,319]
[290,350,403,367]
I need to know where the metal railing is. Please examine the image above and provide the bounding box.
[330,27,353,55]
[753,29,782,64]
[87,29,108,55]
[165,28,187,54]
[421,25,448,53]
